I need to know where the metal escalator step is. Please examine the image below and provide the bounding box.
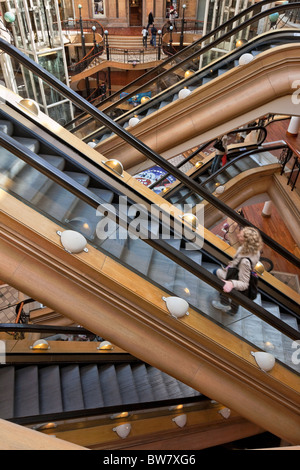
[97,227,127,259]
[0,119,14,135]
[115,364,140,404]
[98,365,123,407]
[172,249,203,303]
[80,364,104,409]
[39,365,64,415]
[14,366,39,417]
[0,366,15,419]
[38,171,90,221]
[146,366,170,401]
[233,157,257,172]
[0,136,40,183]
[147,238,181,291]
[10,154,65,203]
[160,371,185,399]
[67,187,115,239]
[131,364,155,402]
[60,365,85,412]
[121,237,153,276]
[176,379,201,397]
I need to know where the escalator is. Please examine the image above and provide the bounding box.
[90,40,300,170]
[76,29,300,148]
[67,0,295,131]
[0,358,202,420]
[0,39,299,444]
[66,2,300,150]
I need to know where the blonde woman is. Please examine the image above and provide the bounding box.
[212,226,263,315]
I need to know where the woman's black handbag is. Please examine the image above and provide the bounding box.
[213,138,225,152]
[225,258,258,300]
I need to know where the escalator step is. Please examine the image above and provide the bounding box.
[67,187,115,239]
[131,363,155,402]
[39,365,64,415]
[0,136,40,184]
[60,365,85,412]
[9,154,65,203]
[0,366,15,419]
[160,371,185,399]
[0,119,14,135]
[146,366,170,401]
[80,364,104,409]
[147,238,181,291]
[121,237,153,276]
[115,364,140,404]
[97,227,127,259]
[98,364,123,407]
[14,366,39,417]
[38,171,90,221]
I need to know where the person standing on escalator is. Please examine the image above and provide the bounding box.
[212,226,262,315]
[211,134,228,173]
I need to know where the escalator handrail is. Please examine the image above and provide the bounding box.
[0,34,299,271]
[170,142,287,206]
[0,131,299,342]
[199,143,286,190]
[66,0,290,129]
[150,125,267,192]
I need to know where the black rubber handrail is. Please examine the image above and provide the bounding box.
[150,125,267,191]
[0,31,299,270]
[0,131,299,341]
[66,0,288,129]
[169,142,287,206]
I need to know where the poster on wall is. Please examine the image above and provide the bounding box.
[133,166,176,194]
[93,0,105,17]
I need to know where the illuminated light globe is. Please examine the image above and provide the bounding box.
[141,96,150,104]
[4,11,16,23]
[238,53,254,66]
[235,38,247,48]
[269,12,279,23]
[178,88,191,99]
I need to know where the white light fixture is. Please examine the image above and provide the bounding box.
[113,423,131,439]
[129,116,140,127]
[238,53,254,66]
[215,184,225,194]
[102,159,124,177]
[30,339,50,350]
[87,141,97,148]
[251,351,275,372]
[172,414,187,428]
[218,407,231,419]
[162,296,189,318]
[19,98,40,116]
[57,230,88,253]
[97,340,113,350]
[179,88,191,99]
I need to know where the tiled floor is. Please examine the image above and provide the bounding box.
[0,285,19,323]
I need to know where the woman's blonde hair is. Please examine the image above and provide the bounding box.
[240,227,263,255]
